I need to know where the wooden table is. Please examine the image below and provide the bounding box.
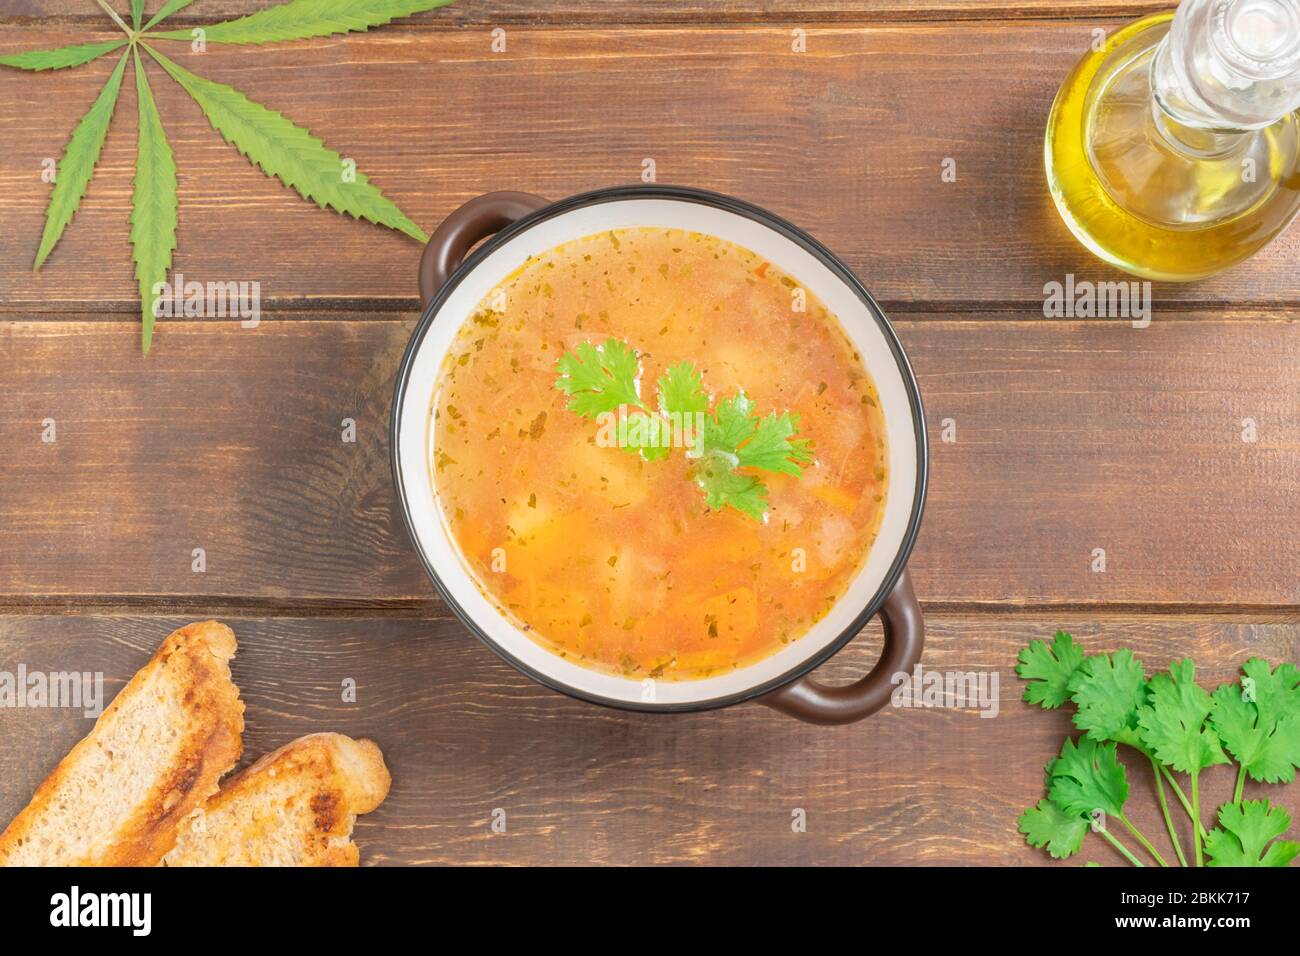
[2,0,1297,866]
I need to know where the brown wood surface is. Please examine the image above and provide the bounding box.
[1,1,1298,869]
[6,19,1300,314]
[2,0,1173,26]
[3,316,1298,608]
[1,614,1294,865]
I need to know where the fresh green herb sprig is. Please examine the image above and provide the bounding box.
[1210,659,1300,797]
[2,0,451,353]
[554,337,814,521]
[1017,631,1300,867]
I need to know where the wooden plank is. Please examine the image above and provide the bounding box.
[4,22,1298,313]
[1,1,1173,26]
[2,315,1298,608]
[0,613,1294,865]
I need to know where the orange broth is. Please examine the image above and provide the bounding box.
[429,227,887,680]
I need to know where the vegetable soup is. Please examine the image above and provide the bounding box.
[429,228,887,680]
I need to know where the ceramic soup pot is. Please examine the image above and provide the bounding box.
[391,185,928,724]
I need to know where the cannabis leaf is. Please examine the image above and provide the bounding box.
[1016,630,1084,709]
[34,51,129,271]
[146,47,427,242]
[1,0,450,353]
[0,39,126,71]
[130,48,178,355]
[1204,799,1300,868]
[153,0,456,44]
[143,0,202,32]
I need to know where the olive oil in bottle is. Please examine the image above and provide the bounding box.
[1046,0,1300,280]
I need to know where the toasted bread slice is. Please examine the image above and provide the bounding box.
[163,733,390,867]
[0,621,244,866]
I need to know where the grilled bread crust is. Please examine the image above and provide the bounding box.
[163,733,391,867]
[0,621,244,866]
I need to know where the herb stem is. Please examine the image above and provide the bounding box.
[1098,827,1144,867]
[1233,763,1246,804]
[95,0,135,38]
[1118,814,1169,867]
[1149,755,1187,867]
[1191,771,1203,867]
[1160,766,1209,839]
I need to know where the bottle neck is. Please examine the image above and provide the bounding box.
[1151,0,1300,139]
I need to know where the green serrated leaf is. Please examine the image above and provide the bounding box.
[0,39,127,72]
[132,0,145,29]
[1242,657,1300,723]
[1205,799,1300,867]
[145,45,427,242]
[1138,659,1229,775]
[554,339,644,419]
[694,460,769,521]
[611,408,665,458]
[152,0,455,44]
[1069,649,1149,749]
[691,390,811,520]
[698,393,813,475]
[656,361,708,418]
[1210,659,1300,785]
[1019,798,1089,860]
[735,411,814,476]
[1048,736,1130,821]
[1016,631,1084,709]
[142,0,201,32]
[34,51,130,271]
[642,361,707,461]
[130,50,178,356]
[705,392,757,464]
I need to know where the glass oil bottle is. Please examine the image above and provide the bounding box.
[1046,0,1300,280]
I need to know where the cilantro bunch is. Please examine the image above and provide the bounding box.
[1017,632,1300,867]
[554,338,813,521]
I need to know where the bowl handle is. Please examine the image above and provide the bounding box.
[418,191,550,309]
[760,570,924,725]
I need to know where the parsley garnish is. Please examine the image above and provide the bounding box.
[554,338,813,521]
[554,339,645,418]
